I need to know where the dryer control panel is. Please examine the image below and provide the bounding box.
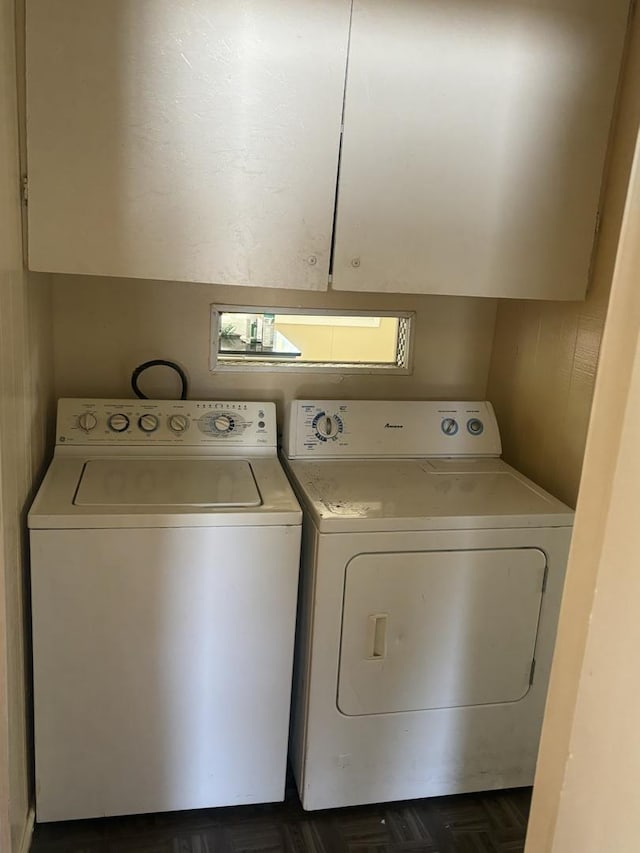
[283,400,502,458]
[56,399,277,453]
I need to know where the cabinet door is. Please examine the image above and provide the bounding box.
[332,0,630,299]
[26,1,350,289]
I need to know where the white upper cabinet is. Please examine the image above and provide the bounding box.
[26,1,351,290]
[26,0,630,298]
[332,0,630,299]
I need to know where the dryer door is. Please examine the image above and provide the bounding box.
[338,548,546,716]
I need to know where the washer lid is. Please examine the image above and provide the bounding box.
[285,457,574,531]
[74,459,261,508]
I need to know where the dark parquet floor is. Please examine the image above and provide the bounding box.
[30,780,531,853]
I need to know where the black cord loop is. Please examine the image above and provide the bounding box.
[131,360,189,400]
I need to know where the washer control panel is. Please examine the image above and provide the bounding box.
[284,401,502,459]
[56,399,276,449]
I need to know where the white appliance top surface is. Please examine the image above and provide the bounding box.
[283,399,573,531]
[29,399,301,529]
[75,460,261,508]
[284,457,574,532]
[30,456,301,529]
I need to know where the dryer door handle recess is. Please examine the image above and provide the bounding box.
[368,614,388,659]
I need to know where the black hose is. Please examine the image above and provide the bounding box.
[130,360,189,400]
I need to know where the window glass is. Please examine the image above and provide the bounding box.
[211,308,413,373]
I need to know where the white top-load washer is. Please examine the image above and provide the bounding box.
[282,400,574,811]
[29,398,301,822]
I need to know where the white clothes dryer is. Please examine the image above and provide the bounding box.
[282,400,573,811]
[29,398,301,822]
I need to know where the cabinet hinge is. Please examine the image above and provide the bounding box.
[529,658,536,686]
[21,175,28,205]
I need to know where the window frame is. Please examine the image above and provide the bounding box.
[210,305,414,374]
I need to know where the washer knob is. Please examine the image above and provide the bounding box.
[467,418,484,435]
[78,412,97,432]
[138,414,159,433]
[108,413,130,433]
[214,415,232,433]
[168,414,189,434]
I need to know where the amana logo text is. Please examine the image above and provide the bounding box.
[384,423,404,429]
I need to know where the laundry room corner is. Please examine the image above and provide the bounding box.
[0,0,55,851]
[486,5,640,509]
[5,0,640,849]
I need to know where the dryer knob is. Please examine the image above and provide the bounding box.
[78,412,97,432]
[314,412,343,441]
[441,417,459,436]
[467,418,484,435]
[138,414,159,433]
[108,413,130,433]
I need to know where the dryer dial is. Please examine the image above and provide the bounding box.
[313,412,343,441]
[441,417,459,436]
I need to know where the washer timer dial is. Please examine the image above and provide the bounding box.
[312,412,343,442]
[198,412,237,436]
[214,415,233,434]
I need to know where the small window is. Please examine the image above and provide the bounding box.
[210,306,413,373]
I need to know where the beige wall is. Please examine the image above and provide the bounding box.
[51,276,497,409]
[525,118,640,853]
[487,10,640,508]
[0,0,54,850]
